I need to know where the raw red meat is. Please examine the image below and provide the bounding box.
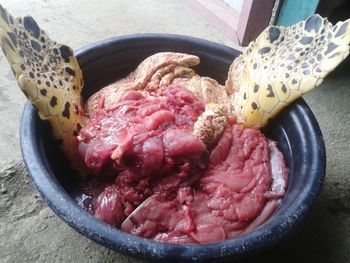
[78,85,207,223]
[119,124,288,243]
[77,85,289,244]
[79,85,206,175]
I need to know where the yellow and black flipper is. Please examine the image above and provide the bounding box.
[0,5,86,175]
[226,15,350,129]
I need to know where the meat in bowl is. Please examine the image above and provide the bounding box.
[0,4,348,245]
[77,83,288,243]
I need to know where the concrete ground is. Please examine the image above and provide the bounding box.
[0,1,349,262]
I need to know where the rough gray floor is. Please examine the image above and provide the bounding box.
[0,1,349,262]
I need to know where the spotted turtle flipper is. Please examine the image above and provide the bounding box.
[0,5,87,176]
[226,14,350,129]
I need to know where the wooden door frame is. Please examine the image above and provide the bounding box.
[185,0,275,46]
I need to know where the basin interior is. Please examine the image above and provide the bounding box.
[23,35,325,261]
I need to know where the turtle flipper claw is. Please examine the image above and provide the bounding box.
[0,5,86,175]
[226,14,350,129]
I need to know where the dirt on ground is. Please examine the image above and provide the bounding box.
[0,160,145,263]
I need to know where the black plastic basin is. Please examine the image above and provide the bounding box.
[20,34,326,262]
